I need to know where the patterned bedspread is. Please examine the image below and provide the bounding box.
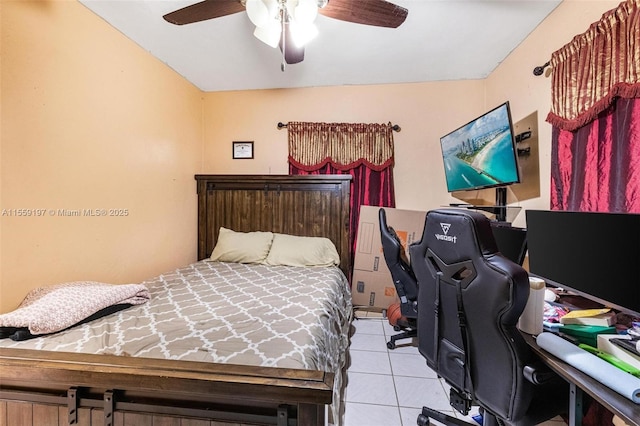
[0,261,353,374]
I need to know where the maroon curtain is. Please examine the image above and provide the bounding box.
[289,163,395,266]
[551,98,640,212]
[286,122,396,272]
[547,0,640,213]
[547,3,639,422]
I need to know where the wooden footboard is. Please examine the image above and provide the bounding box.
[0,348,332,426]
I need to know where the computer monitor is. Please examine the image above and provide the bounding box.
[526,209,640,317]
[490,223,527,265]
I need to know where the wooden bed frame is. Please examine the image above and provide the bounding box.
[0,175,353,426]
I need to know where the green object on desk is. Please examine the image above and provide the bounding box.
[578,343,640,378]
[559,324,617,347]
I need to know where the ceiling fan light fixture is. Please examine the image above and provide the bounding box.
[246,0,278,28]
[254,22,282,48]
[290,21,318,47]
[246,0,320,49]
[290,0,319,23]
[163,0,409,68]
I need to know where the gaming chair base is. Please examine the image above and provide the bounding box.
[386,327,417,349]
[417,406,475,426]
[417,407,500,426]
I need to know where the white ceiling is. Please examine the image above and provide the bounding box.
[79,0,561,92]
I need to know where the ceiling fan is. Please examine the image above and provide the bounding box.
[163,0,408,70]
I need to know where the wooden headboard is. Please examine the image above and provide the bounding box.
[195,175,353,278]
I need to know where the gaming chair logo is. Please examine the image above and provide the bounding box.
[435,223,457,243]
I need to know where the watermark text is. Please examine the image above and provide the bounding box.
[1,208,129,217]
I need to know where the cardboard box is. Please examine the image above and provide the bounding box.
[351,206,427,310]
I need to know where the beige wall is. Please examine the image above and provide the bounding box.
[0,0,621,311]
[202,81,485,211]
[0,1,203,311]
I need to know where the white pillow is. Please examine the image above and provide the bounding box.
[210,227,274,264]
[264,233,340,267]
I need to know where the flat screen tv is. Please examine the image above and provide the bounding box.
[440,102,521,193]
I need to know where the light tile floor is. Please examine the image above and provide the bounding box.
[341,311,567,426]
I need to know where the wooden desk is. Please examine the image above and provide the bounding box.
[522,332,640,426]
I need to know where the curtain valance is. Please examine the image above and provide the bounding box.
[546,0,640,132]
[287,122,394,172]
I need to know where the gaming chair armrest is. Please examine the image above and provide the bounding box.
[523,362,559,385]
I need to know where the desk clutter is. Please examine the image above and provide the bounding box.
[537,332,640,403]
[541,300,626,346]
[517,276,545,335]
[527,292,640,406]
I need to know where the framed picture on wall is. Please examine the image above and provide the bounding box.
[232,141,254,159]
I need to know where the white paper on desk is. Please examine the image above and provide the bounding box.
[537,332,640,403]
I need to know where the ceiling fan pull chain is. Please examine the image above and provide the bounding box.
[280,4,286,72]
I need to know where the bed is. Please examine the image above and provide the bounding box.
[0,174,353,426]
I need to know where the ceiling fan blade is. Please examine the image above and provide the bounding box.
[280,23,305,64]
[319,0,408,28]
[163,0,245,25]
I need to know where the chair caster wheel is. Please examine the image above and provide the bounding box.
[417,413,430,426]
[387,341,395,350]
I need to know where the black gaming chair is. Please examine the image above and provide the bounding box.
[409,209,567,426]
[379,208,419,349]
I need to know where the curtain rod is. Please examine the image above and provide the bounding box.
[277,122,401,132]
[533,61,550,76]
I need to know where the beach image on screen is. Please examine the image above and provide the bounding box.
[440,104,519,192]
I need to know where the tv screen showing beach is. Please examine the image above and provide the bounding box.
[440,102,520,192]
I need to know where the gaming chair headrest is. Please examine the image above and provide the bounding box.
[420,208,500,265]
